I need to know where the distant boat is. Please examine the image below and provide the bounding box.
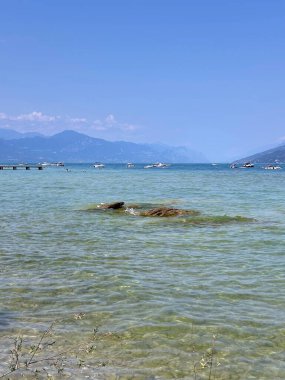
[153,162,170,168]
[264,164,281,170]
[241,162,254,168]
[127,163,135,168]
[40,162,64,167]
[144,163,170,169]
[93,163,105,168]
[230,163,238,169]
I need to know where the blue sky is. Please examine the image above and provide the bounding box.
[0,0,284,161]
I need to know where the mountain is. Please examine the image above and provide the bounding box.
[0,130,208,163]
[0,128,43,140]
[236,144,285,164]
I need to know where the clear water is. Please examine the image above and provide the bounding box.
[0,164,284,379]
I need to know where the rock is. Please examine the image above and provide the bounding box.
[140,207,199,217]
[101,202,125,210]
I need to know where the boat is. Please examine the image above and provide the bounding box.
[241,162,254,168]
[39,162,64,167]
[264,164,281,170]
[144,163,170,169]
[127,163,135,168]
[93,163,105,168]
[153,162,170,168]
[230,163,238,169]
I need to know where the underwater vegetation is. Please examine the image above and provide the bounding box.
[80,202,255,226]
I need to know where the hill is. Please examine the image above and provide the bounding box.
[0,130,207,163]
[236,144,285,163]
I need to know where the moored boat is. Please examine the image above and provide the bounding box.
[93,163,105,168]
[153,162,170,168]
[264,164,281,170]
[39,162,64,167]
[241,162,254,168]
[144,163,170,169]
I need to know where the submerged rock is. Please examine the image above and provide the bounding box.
[81,202,255,225]
[100,202,125,210]
[140,207,200,217]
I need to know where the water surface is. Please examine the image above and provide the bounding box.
[0,164,284,379]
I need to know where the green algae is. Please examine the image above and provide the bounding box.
[144,214,255,227]
[182,214,256,225]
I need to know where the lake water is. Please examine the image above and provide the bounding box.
[0,164,284,379]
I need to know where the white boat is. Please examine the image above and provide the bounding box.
[230,163,238,169]
[241,162,254,168]
[144,163,170,169]
[39,162,64,167]
[49,162,64,167]
[93,163,105,168]
[264,164,281,170]
[127,163,135,168]
[153,162,169,168]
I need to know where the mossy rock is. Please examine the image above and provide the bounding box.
[140,207,200,217]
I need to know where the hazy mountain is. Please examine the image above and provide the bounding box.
[0,128,43,140]
[0,130,208,163]
[236,144,285,163]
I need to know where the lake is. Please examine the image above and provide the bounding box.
[0,164,284,379]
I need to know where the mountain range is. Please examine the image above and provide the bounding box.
[0,129,207,163]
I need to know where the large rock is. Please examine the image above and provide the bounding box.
[140,207,199,217]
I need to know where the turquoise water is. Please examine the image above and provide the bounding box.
[0,164,284,379]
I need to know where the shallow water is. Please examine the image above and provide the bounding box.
[0,164,284,379]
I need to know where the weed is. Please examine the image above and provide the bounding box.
[0,314,96,379]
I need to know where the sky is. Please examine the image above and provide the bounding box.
[0,0,284,161]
